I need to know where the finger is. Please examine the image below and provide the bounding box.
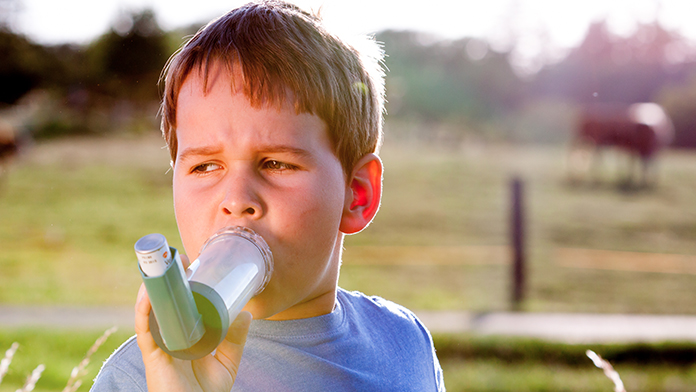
[180,254,191,269]
[134,283,159,355]
[214,311,252,378]
[135,284,151,332]
[135,283,147,311]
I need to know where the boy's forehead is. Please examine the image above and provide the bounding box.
[175,65,330,142]
[179,62,240,98]
[177,61,303,116]
[173,59,337,164]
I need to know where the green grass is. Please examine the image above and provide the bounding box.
[434,334,696,391]
[442,359,696,392]
[0,328,133,392]
[1,135,180,305]
[1,329,696,392]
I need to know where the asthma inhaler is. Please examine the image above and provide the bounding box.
[135,227,273,360]
[135,234,205,352]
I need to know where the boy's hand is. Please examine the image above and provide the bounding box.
[134,255,252,392]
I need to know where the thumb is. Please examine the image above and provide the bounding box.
[214,311,252,379]
[180,253,191,269]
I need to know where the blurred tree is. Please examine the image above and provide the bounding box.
[87,8,169,102]
[0,7,196,138]
[13,9,173,138]
[530,21,696,104]
[0,29,49,105]
[378,30,523,141]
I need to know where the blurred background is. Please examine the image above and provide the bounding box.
[2,0,696,391]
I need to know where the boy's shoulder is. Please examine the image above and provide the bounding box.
[90,336,146,392]
[334,288,445,390]
[337,287,432,339]
[338,287,416,317]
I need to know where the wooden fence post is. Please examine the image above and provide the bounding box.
[511,176,526,311]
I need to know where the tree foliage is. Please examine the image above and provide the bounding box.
[2,9,173,138]
[530,21,696,104]
[86,9,170,102]
[379,30,522,125]
[2,9,696,146]
[0,28,49,105]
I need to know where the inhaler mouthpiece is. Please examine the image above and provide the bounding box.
[136,227,273,360]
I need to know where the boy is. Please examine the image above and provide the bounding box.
[91,1,445,390]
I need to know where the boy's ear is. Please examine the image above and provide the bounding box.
[339,153,383,235]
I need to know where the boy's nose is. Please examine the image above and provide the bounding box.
[221,199,262,218]
[219,173,264,219]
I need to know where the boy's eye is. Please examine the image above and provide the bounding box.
[191,162,221,174]
[263,160,297,172]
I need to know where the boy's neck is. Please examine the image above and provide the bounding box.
[265,288,337,321]
[263,234,344,321]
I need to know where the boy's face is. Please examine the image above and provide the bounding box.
[172,64,348,320]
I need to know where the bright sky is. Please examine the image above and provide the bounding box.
[9,0,696,71]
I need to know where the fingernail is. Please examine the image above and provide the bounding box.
[136,284,146,304]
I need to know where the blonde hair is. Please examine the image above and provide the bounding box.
[160,0,385,176]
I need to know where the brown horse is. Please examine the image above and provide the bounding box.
[568,103,674,187]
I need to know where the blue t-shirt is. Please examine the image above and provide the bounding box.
[91,288,445,391]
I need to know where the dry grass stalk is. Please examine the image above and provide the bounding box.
[15,364,45,392]
[62,326,118,392]
[0,342,19,385]
[586,350,626,392]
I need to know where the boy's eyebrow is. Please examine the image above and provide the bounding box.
[256,145,313,158]
[177,144,314,162]
[177,145,224,162]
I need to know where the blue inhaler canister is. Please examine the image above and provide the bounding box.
[135,227,273,360]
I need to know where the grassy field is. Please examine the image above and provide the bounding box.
[0,328,133,392]
[2,134,696,312]
[2,134,696,390]
[0,328,695,392]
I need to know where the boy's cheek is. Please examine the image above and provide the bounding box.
[172,203,204,258]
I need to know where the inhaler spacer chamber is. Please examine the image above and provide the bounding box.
[135,226,273,360]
